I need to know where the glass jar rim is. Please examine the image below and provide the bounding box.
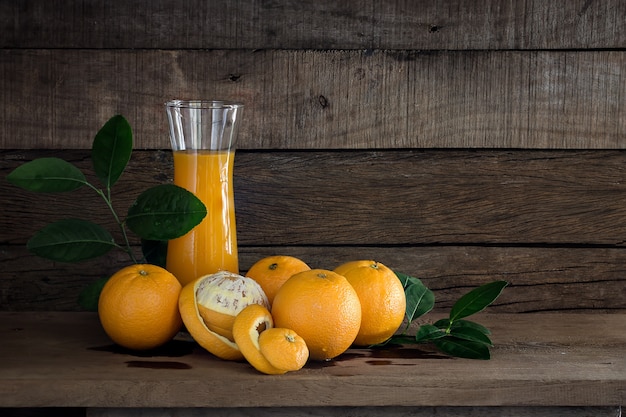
[165,99,244,109]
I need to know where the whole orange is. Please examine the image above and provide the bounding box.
[98,264,183,350]
[245,255,311,305]
[271,269,361,361]
[333,259,373,277]
[334,260,406,346]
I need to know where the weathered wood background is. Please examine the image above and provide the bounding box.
[1,1,626,417]
[1,0,625,315]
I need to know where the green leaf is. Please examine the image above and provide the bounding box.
[27,219,116,262]
[77,276,110,311]
[395,271,426,289]
[381,334,420,346]
[433,318,451,330]
[450,319,492,336]
[449,280,508,321]
[126,184,207,241]
[141,239,168,268]
[92,115,133,188]
[448,326,493,346]
[415,324,446,342]
[434,337,491,360]
[404,280,435,322]
[433,318,492,336]
[6,157,86,192]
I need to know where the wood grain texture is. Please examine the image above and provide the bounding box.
[2,150,626,312]
[3,406,620,417]
[1,50,624,149]
[84,406,623,417]
[1,312,624,407]
[2,244,626,312]
[1,0,624,50]
[234,150,626,245]
[4,150,626,246]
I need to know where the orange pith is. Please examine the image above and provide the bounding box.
[245,255,311,305]
[271,269,362,361]
[197,305,237,341]
[334,260,406,346]
[98,264,182,351]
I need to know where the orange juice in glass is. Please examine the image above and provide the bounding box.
[165,100,243,286]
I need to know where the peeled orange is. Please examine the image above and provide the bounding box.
[179,271,269,360]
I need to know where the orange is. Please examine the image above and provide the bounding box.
[334,260,406,346]
[333,259,373,277]
[271,269,361,361]
[245,255,311,305]
[179,271,269,361]
[98,264,183,351]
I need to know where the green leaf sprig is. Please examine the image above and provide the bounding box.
[6,115,206,266]
[386,274,508,360]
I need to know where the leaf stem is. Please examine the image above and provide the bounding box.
[84,181,138,263]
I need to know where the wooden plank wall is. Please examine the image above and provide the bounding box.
[1,0,626,313]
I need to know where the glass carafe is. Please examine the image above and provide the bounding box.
[165,100,243,286]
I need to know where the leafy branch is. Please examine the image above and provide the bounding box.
[384,273,508,360]
[6,115,206,267]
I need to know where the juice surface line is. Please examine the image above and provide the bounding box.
[166,150,238,286]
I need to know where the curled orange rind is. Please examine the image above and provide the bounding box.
[233,304,309,375]
[259,327,309,372]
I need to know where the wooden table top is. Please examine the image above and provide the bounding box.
[0,311,624,408]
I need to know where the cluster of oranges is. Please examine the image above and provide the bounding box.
[97,255,406,374]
